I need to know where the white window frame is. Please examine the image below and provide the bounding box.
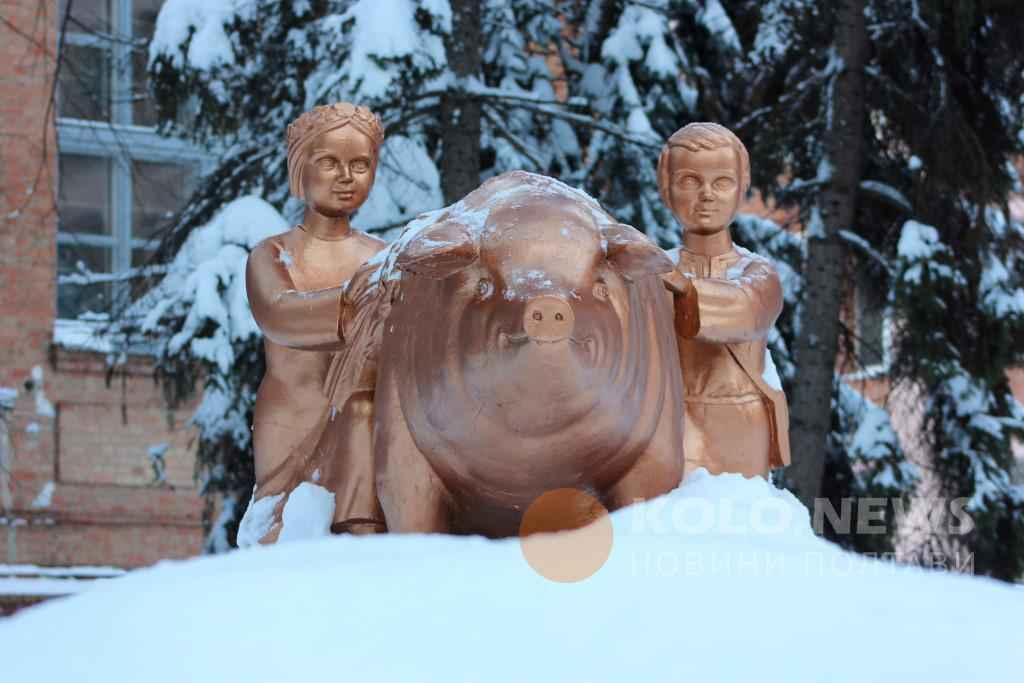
[56,0,211,323]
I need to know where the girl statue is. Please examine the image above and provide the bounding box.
[242,102,388,544]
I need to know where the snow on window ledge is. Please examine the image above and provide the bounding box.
[52,318,156,357]
[53,318,118,353]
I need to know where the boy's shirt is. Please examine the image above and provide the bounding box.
[667,245,791,469]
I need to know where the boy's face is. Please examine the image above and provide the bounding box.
[301,125,376,219]
[667,146,741,236]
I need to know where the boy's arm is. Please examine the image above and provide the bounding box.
[663,260,782,344]
[245,242,348,351]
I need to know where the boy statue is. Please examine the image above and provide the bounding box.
[243,102,388,542]
[658,122,791,478]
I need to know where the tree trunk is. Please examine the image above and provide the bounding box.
[440,0,482,205]
[787,0,868,510]
[890,379,969,569]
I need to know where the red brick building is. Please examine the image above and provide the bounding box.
[1,0,204,571]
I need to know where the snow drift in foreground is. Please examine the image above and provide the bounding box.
[2,471,1021,681]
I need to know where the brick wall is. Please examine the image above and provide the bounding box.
[0,0,58,385]
[2,346,205,569]
[0,0,204,570]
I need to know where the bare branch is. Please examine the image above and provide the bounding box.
[479,94,660,150]
[839,229,894,274]
[481,107,545,171]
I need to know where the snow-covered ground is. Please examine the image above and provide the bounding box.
[2,471,1021,681]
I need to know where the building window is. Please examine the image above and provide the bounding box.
[56,0,201,319]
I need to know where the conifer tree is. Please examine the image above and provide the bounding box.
[563,0,694,245]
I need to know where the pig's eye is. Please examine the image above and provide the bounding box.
[593,280,609,301]
[476,278,494,299]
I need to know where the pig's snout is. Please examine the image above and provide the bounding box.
[522,295,574,342]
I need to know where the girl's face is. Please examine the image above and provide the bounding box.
[301,125,376,219]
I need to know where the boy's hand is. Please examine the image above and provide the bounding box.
[661,269,695,299]
[661,269,700,338]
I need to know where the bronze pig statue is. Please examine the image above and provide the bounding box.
[328,171,685,537]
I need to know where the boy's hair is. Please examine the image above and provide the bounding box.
[656,122,751,208]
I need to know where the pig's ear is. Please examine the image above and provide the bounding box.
[396,220,479,279]
[601,223,675,281]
